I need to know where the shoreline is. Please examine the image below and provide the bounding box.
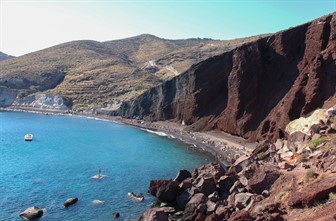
[118,118,255,167]
[1,107,256,166]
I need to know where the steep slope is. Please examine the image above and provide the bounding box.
[118,13,336,142]
[0,34,263,110]
[0,52,14,61]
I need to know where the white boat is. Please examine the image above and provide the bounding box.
[24,134,33,141]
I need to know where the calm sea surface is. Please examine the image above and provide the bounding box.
[0,111,209,220]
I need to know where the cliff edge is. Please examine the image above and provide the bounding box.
[118,13,336,142]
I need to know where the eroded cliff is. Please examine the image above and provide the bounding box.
[118,13,336,142]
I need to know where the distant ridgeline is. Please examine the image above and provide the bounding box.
[0,51,14,61]
[0,34,260,112]
[1,13,335,142]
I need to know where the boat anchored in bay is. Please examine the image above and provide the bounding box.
[24,134,33,141]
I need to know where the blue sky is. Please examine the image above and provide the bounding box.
[1,0,335,56]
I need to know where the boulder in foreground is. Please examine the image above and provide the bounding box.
[139,208,168,221]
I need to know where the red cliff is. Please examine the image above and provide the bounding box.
[119,13,336,142]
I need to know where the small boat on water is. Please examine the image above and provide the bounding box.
[128,192,144,202]
[24,134,33,141]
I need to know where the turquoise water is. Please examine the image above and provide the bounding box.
[0,111,209,220]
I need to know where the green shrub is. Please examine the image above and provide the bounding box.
[313,200,324,208]
[264,212,272,221]
[253,205,265,214]
[329,192,336,201]
[308,138,325,150]
[305,169,318,182]
[257,152,265,160]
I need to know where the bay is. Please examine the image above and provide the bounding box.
[0,111,209,220]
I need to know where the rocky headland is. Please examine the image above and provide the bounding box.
[140,107,336,221]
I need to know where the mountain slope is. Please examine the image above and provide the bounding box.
[0,52,14,61]
[0,34,264,110]
[118,13,336,142]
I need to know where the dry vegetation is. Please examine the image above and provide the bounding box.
[0,34,267,110]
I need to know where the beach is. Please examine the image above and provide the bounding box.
[118,118,256,166]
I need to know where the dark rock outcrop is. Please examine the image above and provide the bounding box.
[302,201,336,221]
[149,180,180,202]
[118,13,336,142]
[139,208,168,221]
[218,175,238,194]
[174,169,192,183]
[234,192,254,210]
[63,197,78,207]
[149,180,170,196]
[247,164,280,194]
[112,212,120,218]
[253,202,286,221]
[215,206,232,220]
[179,177,193,190]
[205,213,221,221]
[156,180,180,202]
[0,87,17,107]
[185,193,208,212]
[194,175,217,196]
[228,210,253,221]
[192,162,226,180]
[182,193,208,221]
[176,189,193,210]
[288,176,336,207]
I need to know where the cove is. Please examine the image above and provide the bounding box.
[0,111,209,220]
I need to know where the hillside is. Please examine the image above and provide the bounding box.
[1,13,335,143]
[0,34,264,110]
[0,52,14,61]
[118,13,336,142]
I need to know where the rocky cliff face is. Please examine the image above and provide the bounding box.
[118,13,336,142]
[0,87,17,106]
[11,94,70,111]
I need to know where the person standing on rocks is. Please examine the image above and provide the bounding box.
[315,160,324,172]
[98,167,102,178]
[320,161,325,172]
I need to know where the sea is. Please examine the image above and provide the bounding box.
[0,111,209,220]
